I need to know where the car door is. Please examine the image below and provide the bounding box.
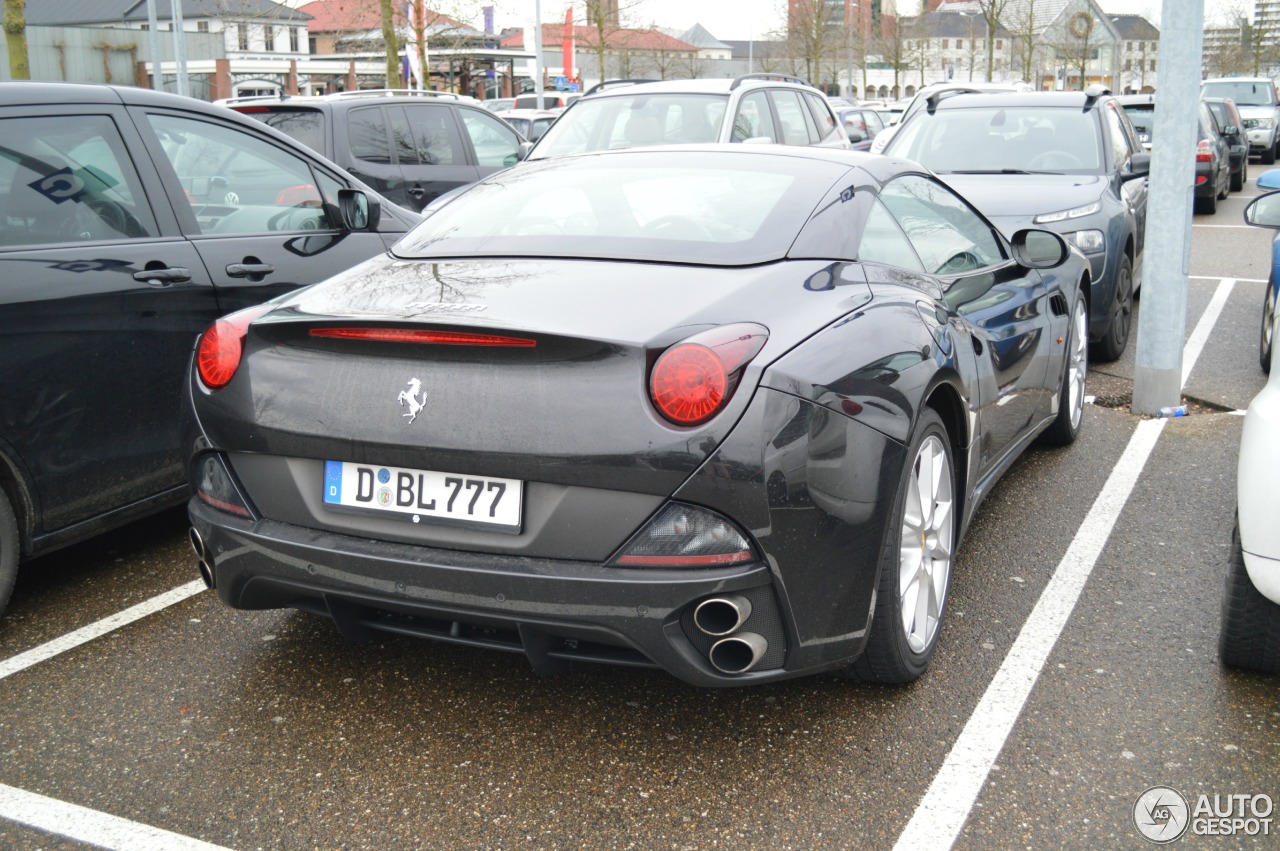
[864,174,1052,474]
[1105,101,1148,267]
[0,106,219,535]
[335,105,409,209]
[133,108,393,314]
[398,104,480,211]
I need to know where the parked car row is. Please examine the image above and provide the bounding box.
[1117,93,1243,214]
[6,72,1275,687]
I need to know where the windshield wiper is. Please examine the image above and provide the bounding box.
[947,168,1056,175]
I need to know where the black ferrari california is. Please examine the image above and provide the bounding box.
[185,147,1090,686]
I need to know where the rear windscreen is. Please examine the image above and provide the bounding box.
[393,151,848,266]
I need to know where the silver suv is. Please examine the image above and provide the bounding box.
[1201,77,1280,164]
[526,74,849,160]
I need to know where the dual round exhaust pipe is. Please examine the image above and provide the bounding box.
[693,594,768,675]
[189,527,215,590]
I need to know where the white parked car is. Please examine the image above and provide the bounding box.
[1221,184,1280,674]
[870,80,1034,154]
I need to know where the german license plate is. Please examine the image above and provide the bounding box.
[323,461,522,530]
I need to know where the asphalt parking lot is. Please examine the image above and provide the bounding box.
[1,180,1277,850]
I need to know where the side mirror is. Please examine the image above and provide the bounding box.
[1259,168,1280,190]
[1011,228,1069,269]
[515,140,534,162]
[1223,124,1240,137]
[847,128,865,143]
[337,189,380,231]
[1244,191,1280,228]
[1123,151,1151,180]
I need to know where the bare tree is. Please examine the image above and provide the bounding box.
[643,23,683,80]
[4,0,28,79]
[379,0,399,87]
[786,0,840,85]
[578,0,645,83]
[973,0,1013,81]
[1003,0,1044,85]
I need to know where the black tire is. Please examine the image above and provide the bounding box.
[1262,281,1276,374]
[1217,168,1229,200]
[1040,296,1087,446]
[1232,158,1246,192]
[1092,254,1133,362]
[0,488,18,619]
[1198,189,1218,215]
[847,408,955,684]
[1219,522,1280,675]
[1263,144,1277,166]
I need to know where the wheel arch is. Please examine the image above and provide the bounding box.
[0,442,34,559]
[922,379,969,530]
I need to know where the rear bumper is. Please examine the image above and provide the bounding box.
[1194,163,1220,197]
[189,497,855,687]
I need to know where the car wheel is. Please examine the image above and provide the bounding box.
[0,488,18,619]
[1263,144,1277,166]
[1199,187,1218,215]
[1232,159,1246,192]
[1217,168,1230,200]
[1219,521,1280,674]
[1093,254,1133,362]
[1040,296,1087,446]
[1262,280,1276,374]
[847,408,955,684]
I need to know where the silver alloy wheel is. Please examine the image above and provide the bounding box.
[1265,291,1275,353]
[1068,298,1088,430]
[898,434,954,653]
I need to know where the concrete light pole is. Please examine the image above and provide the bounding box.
[1131,0,1204,414]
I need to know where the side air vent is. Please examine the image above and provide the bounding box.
[1050,293,1069,317]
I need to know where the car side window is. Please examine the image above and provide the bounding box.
[348,107,392,165]
[732,91,777,143]
[878,175,1004,275]
[401,105,466,166]
[772,90,819,145]
[858,199,924,271]
[146,113,334,235]
[0,114,158,248]
[458,109,520,167]
[802,91,839,139]
[1103,104,1133,169]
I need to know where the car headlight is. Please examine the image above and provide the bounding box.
[1252,117,1276,130]
[1066,229,1105,254]
[1033,201,1101,224]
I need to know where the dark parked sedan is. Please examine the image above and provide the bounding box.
[0,81,417,618]
[185,147,1089,686]
[882,86,1149,361]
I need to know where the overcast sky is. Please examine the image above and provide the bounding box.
[482,0,1238,41]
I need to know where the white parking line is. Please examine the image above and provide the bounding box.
[0,580,205,681]
[1193,224,1256,229]
[892,277,1235,850]
[1190,275,1265,282]
[0,784,231,850]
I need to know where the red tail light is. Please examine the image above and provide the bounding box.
[1196,140,1213,162]
[649,324,768,426]
[196,304,272,390]
[309,328,536,347]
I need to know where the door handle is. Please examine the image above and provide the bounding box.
[226,262,276,278]
[133,267,191,286]
[406,186,426,198]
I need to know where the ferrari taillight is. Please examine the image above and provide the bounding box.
[196,304,271,390]
[610,503,755,568]
[1196,140,1213,162]
[649,324,768,427]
